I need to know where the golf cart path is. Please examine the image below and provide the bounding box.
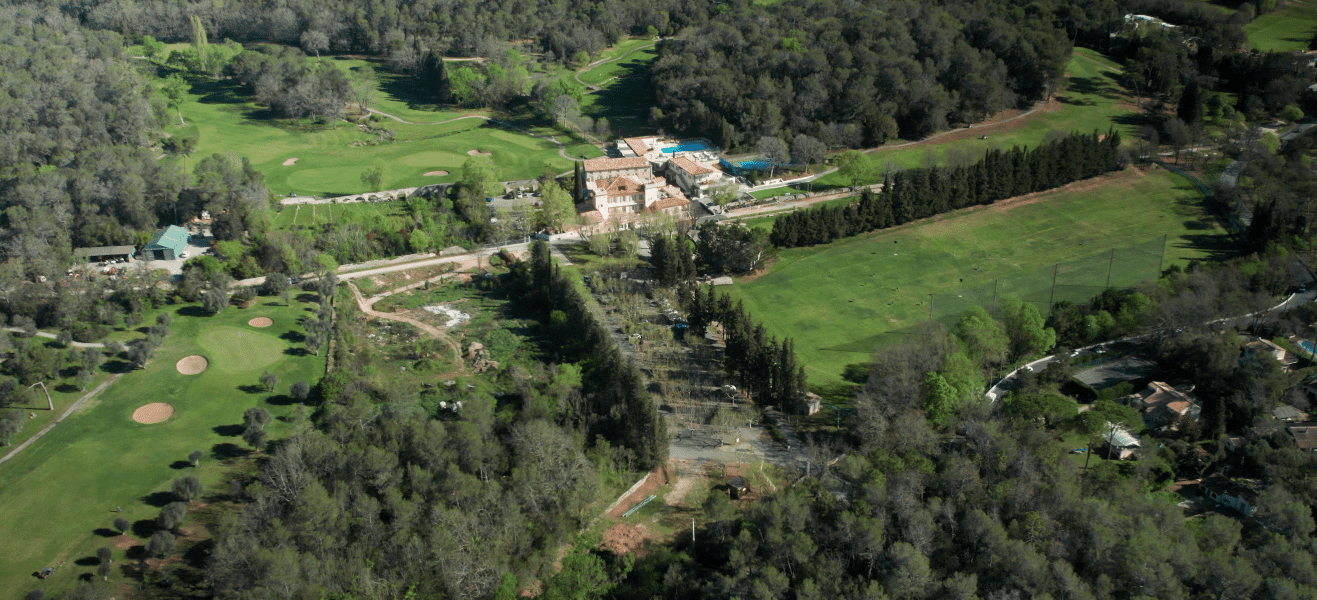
[2,327,106,348]
[364,108,586,162]
[347,280,467,376]
[0,374,124,466]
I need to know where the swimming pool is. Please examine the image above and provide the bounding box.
[661,140,713,154]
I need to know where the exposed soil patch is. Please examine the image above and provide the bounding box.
[132,402,174,424]
[663,471,703,505]
[247,317,274,328]
[600,522,651,556]
[423,170,449,176]
[467,149,491,156]
[607,464,670,519]
[175,355,209,375]
[282,157,298,166]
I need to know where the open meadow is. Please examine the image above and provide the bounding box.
[1245,0,1317,51]
[811,48,1139,188]
[724,167,1231,384]
[0,297,327,597]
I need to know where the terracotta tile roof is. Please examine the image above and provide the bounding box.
[602,176,643,196]
[624,137,649,156]
[671,156,714,175]
[583,157,650,172]
[651,195,690,210]
[1290,425,1317,450]
[577,209,604,223]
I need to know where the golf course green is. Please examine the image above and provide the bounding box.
[0,299,326,596]
[726,167,1230,384]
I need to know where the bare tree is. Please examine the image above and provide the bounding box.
[790,134,827,174]
[112,517,129,536]
[259,371,279,392]
[189,450,203,467]
[300,30,329,60]
[147,531,176,557]
[755,136,790,178]
[290,381,311,402]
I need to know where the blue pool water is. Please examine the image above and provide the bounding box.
[1302,341,1316,354]
[661,140,713,154]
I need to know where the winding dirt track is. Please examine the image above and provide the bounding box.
[347,279,466,376]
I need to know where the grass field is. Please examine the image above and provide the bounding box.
[271,199,411,231]
[811,48,1141,188]
[0,299,326,597]
[162,56,602,197]
[578,45,659,138]
[1244,0,1317,51]
[724,167,1231,384]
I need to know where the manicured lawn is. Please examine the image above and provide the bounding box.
[1245,0,1317,51]
[579,42,657,86]
[0,299,327,597]
[162,59,600,197]
[724,167,1231,384]
[812,48,1140,188]
[578,46,659,138]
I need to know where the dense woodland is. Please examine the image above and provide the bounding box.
[770,131,1125,248]
[650,0,1085,146]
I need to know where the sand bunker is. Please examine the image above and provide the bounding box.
[247,317,274,328]
[423,304,470,328]
[282,157,298,166]
[132,402,174,424]
[175,355,209,375]
[467,149,491,156]
[423,170,449,176]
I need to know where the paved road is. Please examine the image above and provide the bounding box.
[985,290,1317,401]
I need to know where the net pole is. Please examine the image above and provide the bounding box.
[1158,234,1167,273]
[1048,263,1058,315]
[1106,247,1115,289]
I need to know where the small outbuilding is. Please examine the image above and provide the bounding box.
[728,476,749,500]
[142,225,190,261]
[74,245,136,263]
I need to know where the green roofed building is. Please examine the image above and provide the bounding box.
[142,225,190,261]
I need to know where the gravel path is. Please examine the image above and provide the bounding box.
[347,279,466,374]
[0,374,124,466]
[2,327,106,348]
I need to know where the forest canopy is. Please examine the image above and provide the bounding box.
[649,0,1086,147]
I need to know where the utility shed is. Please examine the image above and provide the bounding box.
[142,225,189,261]
[74,245,136,262]
[727,476,749,500]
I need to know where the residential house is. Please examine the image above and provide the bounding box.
[1103,424,1141,460]
[1289,425,1317,452]
[1122,381,1201,431]
[1272,405,1307,421]
[801,392,822,416]
[1200,474,1259,516]
[1243,338,1300,371]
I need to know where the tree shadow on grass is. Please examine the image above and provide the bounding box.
[238,385,267,395]
[211,442,246,460]
[177,306,211,318]
[283,347,311,357]
[183,538,215,569]
[130,519,158,538]
[266,394,297,406]
[103,360,135,374]
[55,383,80,394]
[296,293,319,304]
[74,556,100,567]
[213,424,243,437]
[281,330,306,343]
[169,460,193,470]
[140,491,175,508]
[93,528,120,538]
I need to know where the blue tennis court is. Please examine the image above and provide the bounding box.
[661,140,713,154]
